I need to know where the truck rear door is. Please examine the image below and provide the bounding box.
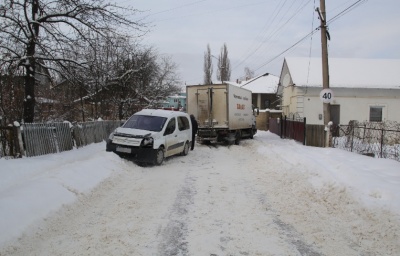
[196,86,228,128]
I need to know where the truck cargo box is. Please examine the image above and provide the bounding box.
[187,83,253,129]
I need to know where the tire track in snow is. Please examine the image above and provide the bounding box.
[158,169,197,255]
[231,140,323,256]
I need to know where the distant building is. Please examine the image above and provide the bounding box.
[160,92,187,111]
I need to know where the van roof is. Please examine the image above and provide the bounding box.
[134,109,189,118]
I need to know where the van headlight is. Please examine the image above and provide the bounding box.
[142,137,154,147]
[108,132,115,142]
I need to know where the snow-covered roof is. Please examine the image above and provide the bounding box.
[167,95,186,99]
[239,73,279,94]
[285,57,400,89]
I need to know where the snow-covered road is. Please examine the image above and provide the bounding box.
[1,131,399,255]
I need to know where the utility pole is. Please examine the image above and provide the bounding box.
[317,0,331,147]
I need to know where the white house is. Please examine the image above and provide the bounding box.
[278,57,400,125]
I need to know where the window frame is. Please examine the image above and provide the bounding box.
[177,116,190,131]
[369,106,383,122]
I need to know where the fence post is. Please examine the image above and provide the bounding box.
[380,128,384,158]
[282,116,287,139]
[14,124,25,157]
[303,117,306,145]
[351,125,354,152]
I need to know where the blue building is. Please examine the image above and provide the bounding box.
[160,92,187,111]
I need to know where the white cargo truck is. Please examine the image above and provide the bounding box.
[186,83,259,145]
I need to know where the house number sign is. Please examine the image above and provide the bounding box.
[319,89,334,103]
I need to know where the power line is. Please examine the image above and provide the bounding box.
[328,0,368,25]
[251,0,369,74]
[307,0,317,86]
[253,28,319,73]
[233,0,313,74]
[148,1,269,23]
[244,0,312,71]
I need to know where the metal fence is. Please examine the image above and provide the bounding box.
[23,123,73,157]
[1,120,121,158]
[333,121,400,162]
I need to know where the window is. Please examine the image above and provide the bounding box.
[123,115,167,132]
[264,99,270,109]
[164,118,176,135]
[177,116,190,131]
[369,106,383,122]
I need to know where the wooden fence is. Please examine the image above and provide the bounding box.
[306,124,325,147]
[0,120,121,158]
[269,116,325,147]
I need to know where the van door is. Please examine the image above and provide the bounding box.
[164,117,181,157]
[177,115,191,147]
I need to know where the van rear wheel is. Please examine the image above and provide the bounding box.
[181,141,190,156]
[153,147,164,165]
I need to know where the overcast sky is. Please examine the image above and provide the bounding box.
[124,0,400,86]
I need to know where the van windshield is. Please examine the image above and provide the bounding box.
[123,115,167,132]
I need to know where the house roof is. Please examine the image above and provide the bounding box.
[284,57,400,89]
[238,73,279,94]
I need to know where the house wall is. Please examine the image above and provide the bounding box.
[302,87,400,125]
[281,85,302,117]
[279,61,300,117]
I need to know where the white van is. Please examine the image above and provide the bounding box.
[106,109,192,165]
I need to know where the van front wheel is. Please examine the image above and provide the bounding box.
[153,147,164,165]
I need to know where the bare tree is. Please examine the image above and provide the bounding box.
[0,69,25,125]
[217,43,231,82]
[75,39,181,120]
[243,66,255,80]
[203,44,213,84]
[0,0,144,123]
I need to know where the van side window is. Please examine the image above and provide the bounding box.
[178,116,190,131]
[164,118,176,135]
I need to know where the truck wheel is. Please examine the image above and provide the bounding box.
[235,131,241,145]
[249,128,255,139]
[153,147,164,165]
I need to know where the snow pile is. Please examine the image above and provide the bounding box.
[0,144,123,246]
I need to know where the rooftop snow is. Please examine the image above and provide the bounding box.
[238,73,279,94]
[285,57,400,89]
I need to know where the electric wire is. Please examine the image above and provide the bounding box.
[233,0,312,75]
[148,1,269,23]
[306,0,317,86]
[240,0,312,73]
[233,0,289,71]
[251,0,369,74]
[327,0,368,25]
